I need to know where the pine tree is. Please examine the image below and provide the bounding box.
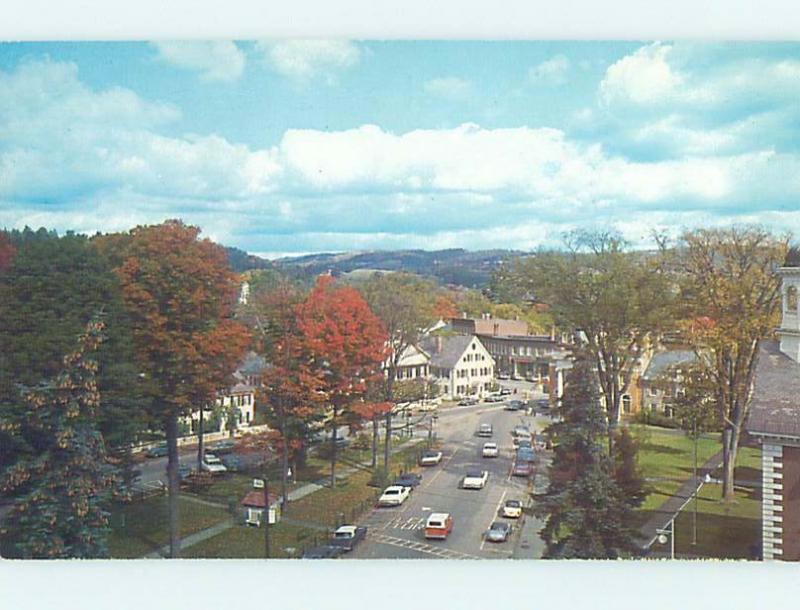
[612,427,647,510]
[535,355,641,559]
[0,315,116,558]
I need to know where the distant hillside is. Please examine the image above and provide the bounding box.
[224,246,276,273]
[272,248,525,288]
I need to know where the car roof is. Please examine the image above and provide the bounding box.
[335,525,357,535]
[383,485,404,492]
[483,442,497,446]
[466,469,484,476]
[428,512,450,521]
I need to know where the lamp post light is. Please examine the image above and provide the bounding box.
[656,517,675,559]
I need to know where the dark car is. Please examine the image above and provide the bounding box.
[220,454,245,472]
[505,400,524,411]
[484,395,504,403]
[146,444,168,458]
[485,521,513,543]
[516,447,536,463]
[209,439,235,454]
[329,525,368,551]
[394,472,423,489]
[302,545,346,559]
[458,397,479,406]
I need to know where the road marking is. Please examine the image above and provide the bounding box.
[368,533,481,560]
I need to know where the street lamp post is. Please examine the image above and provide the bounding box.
[263,475,271,559]
[692,415,698,547]
[656,517,675,559]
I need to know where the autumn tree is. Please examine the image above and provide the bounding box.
[0,231,14,272]
[360,272,436,474]
[298,275,388,487]
[106,220,250,557]
[535,355,640,558]
[674,226,788,501]
[499,230,675,447]
[252,282,325,508]
[0,316,116,558]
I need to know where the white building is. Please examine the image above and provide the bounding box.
[421,335,495,399]
[391,343,431,382]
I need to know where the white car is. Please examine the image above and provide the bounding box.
[462,469,489,489]
[419,450,443,466]
[482,442,499,458]
[501,499,524,519]
[201,453,228,475]
[378,485,411,506]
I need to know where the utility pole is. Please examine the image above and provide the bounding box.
[264,476,271,559]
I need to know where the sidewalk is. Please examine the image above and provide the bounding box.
[638,449,723,552]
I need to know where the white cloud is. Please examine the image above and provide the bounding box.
[4,56,800,255]
[529,55,570,85]
[600,43,685,106]
[258,40,361,82]
[423,77,473,100]
[151,41,245,82]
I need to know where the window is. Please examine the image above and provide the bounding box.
[648,387,658,397]
[788,285,799,312]
[622,395,632,414]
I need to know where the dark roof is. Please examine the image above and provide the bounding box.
[241,490,280,508]
[747,341,800,439]
[641,350,697,381]
[420,334,478,369]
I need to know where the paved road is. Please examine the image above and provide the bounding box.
[350,398,553,560]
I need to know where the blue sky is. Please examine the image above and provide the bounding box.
[1,40,799,256]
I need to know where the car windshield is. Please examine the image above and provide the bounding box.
[384,488,399,495]
[484,443,496,448]
[506,500,521,507]
[466,470,482,478]
[490,522,505,531]
[334,532,352,538]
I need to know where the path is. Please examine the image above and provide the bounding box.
[638,449,723,554]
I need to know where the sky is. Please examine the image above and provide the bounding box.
[1,40,800,257]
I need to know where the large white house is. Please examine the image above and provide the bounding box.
[420,334,495,399]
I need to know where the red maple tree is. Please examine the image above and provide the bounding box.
[296,275,388,487]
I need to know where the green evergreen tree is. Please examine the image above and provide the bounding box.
[0,316,116,558]
[535,355,641,559]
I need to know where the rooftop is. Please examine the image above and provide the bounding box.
[420,334,477,369]
[641,350,697,381]
[746,340,800,439]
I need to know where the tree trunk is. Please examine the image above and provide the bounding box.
[371,416,379,468]
[721,426,739,501]
[383,410,392,476]
[166,412,181,558]
[281,432,289,512]
[197,405,205,472]
[330,404,338,488]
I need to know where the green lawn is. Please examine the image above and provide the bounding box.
[183,522,319,559]
[674,482,761,559]
[181,444,424,558]
[108,495,229,558]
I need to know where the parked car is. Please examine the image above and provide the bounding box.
[458,397,479,406]
[394,472,423,489]
[329,525,367,551]
[419,450,443,466]
[146,444,168,458]
[482,442,499,458]
[220,454,245,472]
[485,521,513,543]
[462,469,489,490]
[517,439,533,450]
[209,439,235,454]
[512,461,534,477]
[497,374,511,381]
[501,499,524,519]
[505,400,524,411]
[499,387,513,395]
[302,545,345,559]
[512,424,531,438]
[516,447,536,463]
[477,423,493,437]
[201,453,228,475]
[484,395,504,403]
[532,398,550,413]
[379,485,411,506]
[424,513,453,540]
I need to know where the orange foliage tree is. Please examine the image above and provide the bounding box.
[296,275,388,487]
[108,220,250,557]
